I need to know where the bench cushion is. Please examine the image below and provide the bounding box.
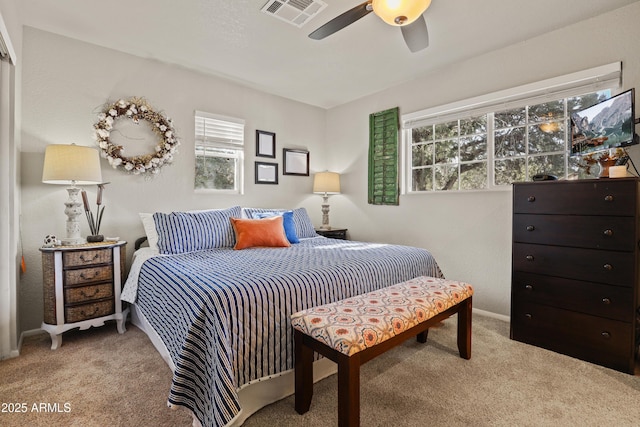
[291,276,473,356]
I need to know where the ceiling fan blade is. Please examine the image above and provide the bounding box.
[309,1,373,40]
[400,15,429,53]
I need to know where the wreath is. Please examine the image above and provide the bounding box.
[93,97,180,175]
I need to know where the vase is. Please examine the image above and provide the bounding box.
[87,234,104,243]
[598,158,618,178]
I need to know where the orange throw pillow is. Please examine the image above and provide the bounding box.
[230,216,291,250]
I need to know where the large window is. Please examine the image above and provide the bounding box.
[194,111,245,193]
[403,63,621,192]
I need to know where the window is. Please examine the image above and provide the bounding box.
[194,111,245,193]
[402,63,621,192]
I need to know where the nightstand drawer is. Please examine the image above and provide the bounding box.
[63,248,112,267]
[64,283,114,304]
[65,265,113,285]
[65,299,115,323]
[316,228,347,240]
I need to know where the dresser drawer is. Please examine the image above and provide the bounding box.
[513,214,636,250]
[64,283,114,304]
[513,243,635,287]
[65,299,114,323]
[513,179,637,216]
[512,272,633,322]
[511,301,635,373]
[65,265,113,286]
[63,248,112,267]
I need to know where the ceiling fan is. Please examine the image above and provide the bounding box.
[309,0,432,53]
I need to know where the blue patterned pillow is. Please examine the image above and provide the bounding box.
[154,206,241,254]
[251,210,299,244]
[243,207,318,239]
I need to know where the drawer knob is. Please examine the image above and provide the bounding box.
[524,313,532,320]
[80,289,100,298]
[604,195,614,202]
[603,229,613,237]
[527,196,536,202]
[603,263,613,271]
[601,331,611,340]
[79,254,100,263]
[79,271,97,280]
[524,284,533,291]
[525,255,534,261]
[526,225,535,231]
[80,306,100,317]
[602,298,611,305]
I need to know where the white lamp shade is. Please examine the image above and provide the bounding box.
[372,0,431,26]
[313,171,341,194]
[42,144,103,185]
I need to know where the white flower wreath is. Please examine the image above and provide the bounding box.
[93,97,180,175]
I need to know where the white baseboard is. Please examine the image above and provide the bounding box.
[472,307,509,322]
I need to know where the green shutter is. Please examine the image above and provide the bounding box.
[368,107,399,205]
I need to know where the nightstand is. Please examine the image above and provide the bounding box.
[315,228,348,240]
[40,240,129,350]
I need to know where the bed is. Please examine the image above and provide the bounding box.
[121,206,443,427]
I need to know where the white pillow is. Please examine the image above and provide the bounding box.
[139,213,159,251]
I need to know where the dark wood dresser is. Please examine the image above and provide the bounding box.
[511,178,639,374]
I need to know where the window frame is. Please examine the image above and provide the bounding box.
[401,62,622,194]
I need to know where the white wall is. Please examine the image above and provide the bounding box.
[325,2,640,316]
[19,27,327,332]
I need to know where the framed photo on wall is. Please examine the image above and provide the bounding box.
[256,130,276,158]
[255,161,278,184]
[283,148,309,176]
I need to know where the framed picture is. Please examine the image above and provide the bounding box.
[255,161,278,184]
[283,149,309,176]
[256,130,276,158]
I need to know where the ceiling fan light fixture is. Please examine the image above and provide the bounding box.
[371,0,431,26]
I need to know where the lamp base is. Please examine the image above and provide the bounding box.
[60,237,86,246]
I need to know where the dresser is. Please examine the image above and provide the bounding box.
[40,241,129,350]
[511,178,639,374]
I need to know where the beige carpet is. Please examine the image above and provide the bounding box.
[1,314,639,427]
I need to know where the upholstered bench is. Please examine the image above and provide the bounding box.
[291,276,474,427]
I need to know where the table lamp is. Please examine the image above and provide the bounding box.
[313,171,341,230]
[42,144,103,245]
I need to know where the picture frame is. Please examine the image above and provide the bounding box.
[255,161,278,184]
[283,148,309,176]
[256,130,276,158]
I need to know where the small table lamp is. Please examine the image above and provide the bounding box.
[42,144,103,245]
[313,171,341,230]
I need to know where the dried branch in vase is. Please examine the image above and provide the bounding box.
[82,183,108,238]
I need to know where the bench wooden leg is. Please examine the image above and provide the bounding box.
[416,329,429,343]
[457,297,472,360]
[295,330,314,414]
[337,354,360,427]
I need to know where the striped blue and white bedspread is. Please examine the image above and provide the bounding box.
[124,237,442,427]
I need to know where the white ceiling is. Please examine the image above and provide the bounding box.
[21,0,640,109]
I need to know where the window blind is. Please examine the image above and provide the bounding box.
[195,111,245,146]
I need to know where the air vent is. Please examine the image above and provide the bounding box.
[261,0,327,28]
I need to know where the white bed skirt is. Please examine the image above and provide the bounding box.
[130,305,337,426]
